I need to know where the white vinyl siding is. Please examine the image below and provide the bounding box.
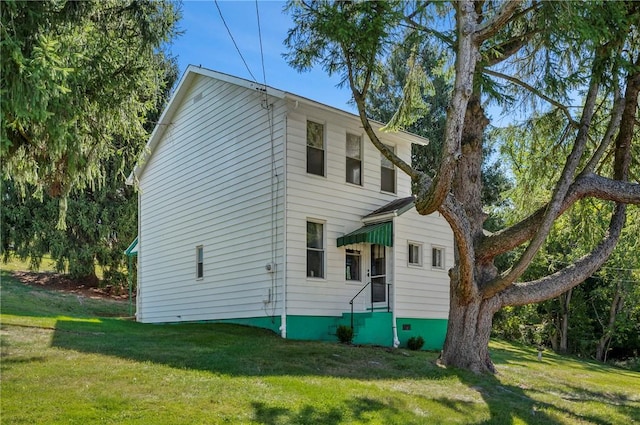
[137,74,286,323]
[394,208,453,319]
[284,100,413,317]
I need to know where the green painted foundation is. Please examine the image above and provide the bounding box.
[208,314,447,350]
[396,317,448,350]
[214,316,281,335]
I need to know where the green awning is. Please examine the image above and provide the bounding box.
[337,222,393,247]
[124,237,138,256]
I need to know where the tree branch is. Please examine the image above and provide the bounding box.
[499,203,627,306]
[581,80,624,175]
[483,69,578,127]
[438,194,478,302]
[478,172,640,261]
[474,1,523,43]
[415,0,478,215]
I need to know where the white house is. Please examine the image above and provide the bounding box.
[127,65,453,349]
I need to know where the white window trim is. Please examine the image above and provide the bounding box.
[380,143,397,194]
[306,219,326,280]
[306,119,326,178]
[431,245,446,270]
[408,241,423,267]
[345,131,363,187]
[195,245,204,280]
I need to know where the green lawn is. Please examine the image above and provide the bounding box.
[1,270,639,424]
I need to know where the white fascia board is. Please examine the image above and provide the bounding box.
[284,93,429,146]
[193,66,285,99]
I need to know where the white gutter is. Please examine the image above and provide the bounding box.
[391,218,400,348]
[280,114,288,339]
[362,212,397,225]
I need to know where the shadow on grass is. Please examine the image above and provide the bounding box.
[38,317,638,424]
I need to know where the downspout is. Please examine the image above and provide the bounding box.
[280,114,288,339]
[136,190,142,321]
[391,219,400,348]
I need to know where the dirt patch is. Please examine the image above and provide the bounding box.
[11,271,131,301]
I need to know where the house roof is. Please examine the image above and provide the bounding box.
[127,65,429,185]
[362,196,416,224]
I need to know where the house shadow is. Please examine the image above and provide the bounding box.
[48,318,634,424]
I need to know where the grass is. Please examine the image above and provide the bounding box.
[1,271,639,424]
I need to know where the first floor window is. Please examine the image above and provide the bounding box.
[432,246,444,269]
[307,221,324,278]
[408,242,422,266]
[345,249,361,281]
[196,245,204,279]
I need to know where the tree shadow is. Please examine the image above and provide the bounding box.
[41,317,639,424]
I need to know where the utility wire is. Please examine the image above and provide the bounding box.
[255,0,268,88]
[214,0,258,83]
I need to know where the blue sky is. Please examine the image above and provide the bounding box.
[172,1,355,111]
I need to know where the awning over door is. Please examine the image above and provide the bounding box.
[124,237,138,256]
[337,221,393,247]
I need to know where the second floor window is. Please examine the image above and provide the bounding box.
[346,133,362,185]
[307,120,325,176]
[381,145,396,193]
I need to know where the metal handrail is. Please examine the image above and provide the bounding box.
[349,281,371,330]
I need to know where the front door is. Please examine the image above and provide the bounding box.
[370,244,386,304]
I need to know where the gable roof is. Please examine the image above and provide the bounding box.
[126,65,429,185]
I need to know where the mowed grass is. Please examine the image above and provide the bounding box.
[1,271,639,424]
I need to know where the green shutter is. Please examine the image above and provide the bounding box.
[337,222,393,247]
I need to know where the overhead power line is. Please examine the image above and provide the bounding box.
[255,0,267,88]
[214,0,258,83]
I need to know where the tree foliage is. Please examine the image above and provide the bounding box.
[285,0,640,373]
[1,0,180,227]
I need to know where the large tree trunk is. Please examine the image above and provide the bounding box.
[440,286,501,374]
[439,93,501,374]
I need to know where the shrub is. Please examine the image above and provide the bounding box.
[336,325,354,344]
[407,336,425,351]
